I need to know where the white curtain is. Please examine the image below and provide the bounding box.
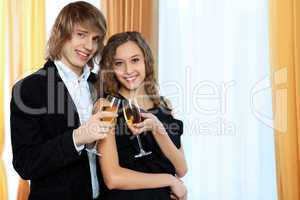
[158,1,277,199]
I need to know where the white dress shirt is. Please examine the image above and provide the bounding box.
[55,60,100,199]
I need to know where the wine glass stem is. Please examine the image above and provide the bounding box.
[136,135,145,151]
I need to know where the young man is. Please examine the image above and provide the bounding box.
[10,2,114,200]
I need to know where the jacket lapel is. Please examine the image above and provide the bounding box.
[88,81,98,104]
[43,60,80,127]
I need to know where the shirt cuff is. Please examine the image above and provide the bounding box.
[72,130,85,153]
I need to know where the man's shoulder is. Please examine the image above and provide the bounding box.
[13,68,47,91]
[13,61,57,91]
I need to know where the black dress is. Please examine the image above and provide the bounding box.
[100,96,184,200]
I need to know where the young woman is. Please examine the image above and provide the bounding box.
[96,32,188,200]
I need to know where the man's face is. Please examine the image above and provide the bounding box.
[60,24,100,75]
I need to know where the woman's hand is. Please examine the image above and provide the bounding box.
[170,177,187,200]
[128,112,165,135]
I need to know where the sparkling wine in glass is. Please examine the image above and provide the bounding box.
[102,95,121,123]
[122,99,152,158]
[86,95,121,156]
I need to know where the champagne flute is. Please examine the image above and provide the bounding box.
[122,98,152,158]
[86,95,121,156]
[102,95,121,123]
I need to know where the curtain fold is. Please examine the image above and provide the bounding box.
[270,0,300,199]
[101,0,158,77]
[0,0,8,199]
[9,0,46,86]
[7,1,46,200]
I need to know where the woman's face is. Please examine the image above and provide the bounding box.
[112,41,146,92]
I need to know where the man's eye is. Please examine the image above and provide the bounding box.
[77,32,85,38]
[93,37,99,42]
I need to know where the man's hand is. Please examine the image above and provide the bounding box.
[73,99,117,146]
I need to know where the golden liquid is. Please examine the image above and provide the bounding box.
[124,106,141,125]
[102,106,118,122]
[127,116,134,125]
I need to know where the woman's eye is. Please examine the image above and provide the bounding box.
[114,62,123,67]
[132,58,140,63]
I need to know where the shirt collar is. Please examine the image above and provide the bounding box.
[54,60,91,82]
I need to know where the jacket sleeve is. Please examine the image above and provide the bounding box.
[10,82,83,180]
